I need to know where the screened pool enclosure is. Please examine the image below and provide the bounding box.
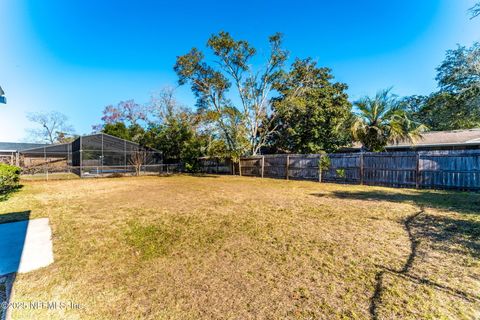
[19,133,164,177]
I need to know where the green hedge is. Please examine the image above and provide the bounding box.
[0,163,21,193]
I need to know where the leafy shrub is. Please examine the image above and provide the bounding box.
[319,154,331,171]
[0,164,21,193]
[184,162,200,173]
[336,168,346,178]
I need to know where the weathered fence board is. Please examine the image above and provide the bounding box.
[198,158,233,174]
[362,152,417,187]
[287,154,320,180]
[241,157,262,177]
[198,150,480,190]
[322,153,360,183]
[263,155,287,178]
[418,150,480,189]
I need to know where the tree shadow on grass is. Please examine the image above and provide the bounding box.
[369,207,425,320]
[369,207,479,319]
[310,190,480,319]
[311,189,480,258]
[311,189,480,215]
[0,211,31,225]
[415,213,480,258]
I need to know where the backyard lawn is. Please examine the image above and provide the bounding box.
[0,175,479,319]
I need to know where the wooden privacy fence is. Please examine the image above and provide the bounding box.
[199,150,480,190]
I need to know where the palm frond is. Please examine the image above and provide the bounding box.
[352,88,427,151]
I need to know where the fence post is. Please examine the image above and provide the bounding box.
[360,153,364,185]
[124,140,127,174]
[79,136,83,178]
[415,152,420,189]
[44,146,48,181]
[286,155,290,180]
[101,133,104,176]
[318,154,322,183]
[261,156,265,178]
[239,158,242,176]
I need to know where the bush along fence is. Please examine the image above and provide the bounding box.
[199,150,480,190]
[0,163,21,193]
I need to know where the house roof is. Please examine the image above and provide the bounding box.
[19,132,162,155]
[394,129,480,147]
[349,128,480,150]
[77,132,163,153]
[0,142,48,152]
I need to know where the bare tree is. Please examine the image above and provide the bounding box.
[128,147,152,176]
[92,99,148,132]
[149,87,185,123]
[26,111,74,143]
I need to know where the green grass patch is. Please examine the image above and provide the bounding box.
[125,221,181,259]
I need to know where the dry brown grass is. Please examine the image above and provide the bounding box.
[0,175,479,319]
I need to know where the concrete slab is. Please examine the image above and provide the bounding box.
[0,218,54,276]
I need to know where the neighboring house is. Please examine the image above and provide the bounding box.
[0,142,48,165]
[341,129,480,152]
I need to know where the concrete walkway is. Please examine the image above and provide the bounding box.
[0,218,54,275]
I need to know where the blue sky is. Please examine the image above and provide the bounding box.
[0,0,479,142]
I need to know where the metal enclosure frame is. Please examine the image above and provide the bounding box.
[19,133,163,177]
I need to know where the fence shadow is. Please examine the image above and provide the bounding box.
[310,189,480,215]
[188,173,221,178]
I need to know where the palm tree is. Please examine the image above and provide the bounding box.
[352,89,427,152]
